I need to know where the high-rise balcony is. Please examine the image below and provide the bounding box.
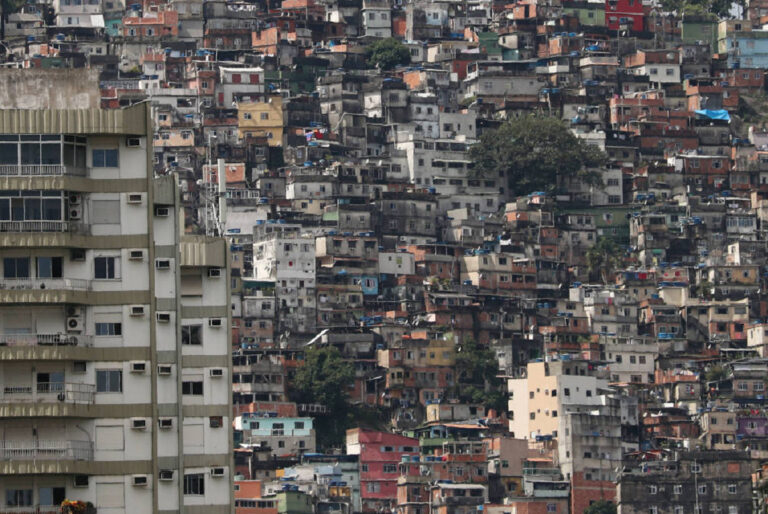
[0,221,72,233]
[0,333,93,347]
[0,439,93,461]
[0,278,89,291]
[0,382,96,404]
[0,507,63,514]
[0,164,86,177]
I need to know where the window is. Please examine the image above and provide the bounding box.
[649,485,658,494]
[92,149,119,167]
[366,482,380,493]
[96,369,122,392]
[182,380,203,395]
[547,504,557,513]
[182,325,202,345]
[728,484,737,494]
[5,489,33,507]
[37,256,63,278]
[3,257,29,278]
[361,464,369,472]
[674,485,682,494]
[728,507,737,514]
[383,464,397,473]
[691,463,701,473]
[183,473,205,495]
[260,113,269,120]
[94,256,119,279]
[95,322,122,336]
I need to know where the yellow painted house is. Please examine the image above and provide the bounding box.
[238,96,284,146]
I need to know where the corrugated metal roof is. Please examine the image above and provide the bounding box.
[0,103,148,135]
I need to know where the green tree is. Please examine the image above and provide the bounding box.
[584,501,617,514]
[452,339,506,413]
[586,237,622,284]
[290,345,355,448]
[468,116,606,198]
[704,364,727,382]
[364,38,411,71]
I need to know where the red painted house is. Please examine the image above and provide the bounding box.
[346,428,419,513]
[605,0,643,32]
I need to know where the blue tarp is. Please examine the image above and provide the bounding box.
[695,109,730,121]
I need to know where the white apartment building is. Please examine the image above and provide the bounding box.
[252,223,316,335]
[0,103,232,514]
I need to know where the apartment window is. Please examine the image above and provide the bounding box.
[3,257,29,278]
[728,484,737,494]
[674,507,683,514]
[243,113,252,120]
[5,490,33,507]
[0,190,64,222]
[650,507,658,514]
[361,464,369,472]
[182,325,202,345]
[674,485,682,494]
[92,149,119,167]
[182,380,203,395]
[366,482,380,493]
[698,485,707,494]
[691,463,701,473]
[547,504,557,513]
[96,369,122,393]
[728,507,737,514]
[95,322,122,336]
[37,256,63,278]
[564,388,570,396]
[383,464,397,473]
[649,485,658,494]
[183,473,205,495]
[260,113,269,120]
[94,256,119,280]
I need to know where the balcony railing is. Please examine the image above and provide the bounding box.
[0,507,62,514]
[0,333,93,347]
[1,382,96,404]
[0,439,93,461]
[0,278,90,290]
[0,164,86,177]
[0,221,69,233]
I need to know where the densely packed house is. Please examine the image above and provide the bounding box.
[5,0,768,511]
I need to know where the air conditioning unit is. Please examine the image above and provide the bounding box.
[69,193,82,206]
[129,250,144,261]
[70,205,83,221]
[158,364,172,375]
[208,267,222,278]
[132,475,149,487]
[130,305,145,317]
[71,248,86,261]
[158,418,173,429]
[127,193,143,204]
[208,318,223,328]
[67,305,83,318]
[155,206,170,217]
[155,259,171,270]
[73,361,86,373]
[159,469,174,481]
[131,418,147,430]
[126,137,144,148]
[209,368,224,378]
[67,316,83,333]
[210,467,225,477]
[130,361,147,373]
[73,475,89,488]
[156,312,171,323]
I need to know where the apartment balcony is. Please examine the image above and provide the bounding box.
[0,278,89,291]
[0,507,63,514]
[0,439,93,461]
[0,221,73,233]
[0,333,93,347]
[0,164,86,177]
[1,382,96,404]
